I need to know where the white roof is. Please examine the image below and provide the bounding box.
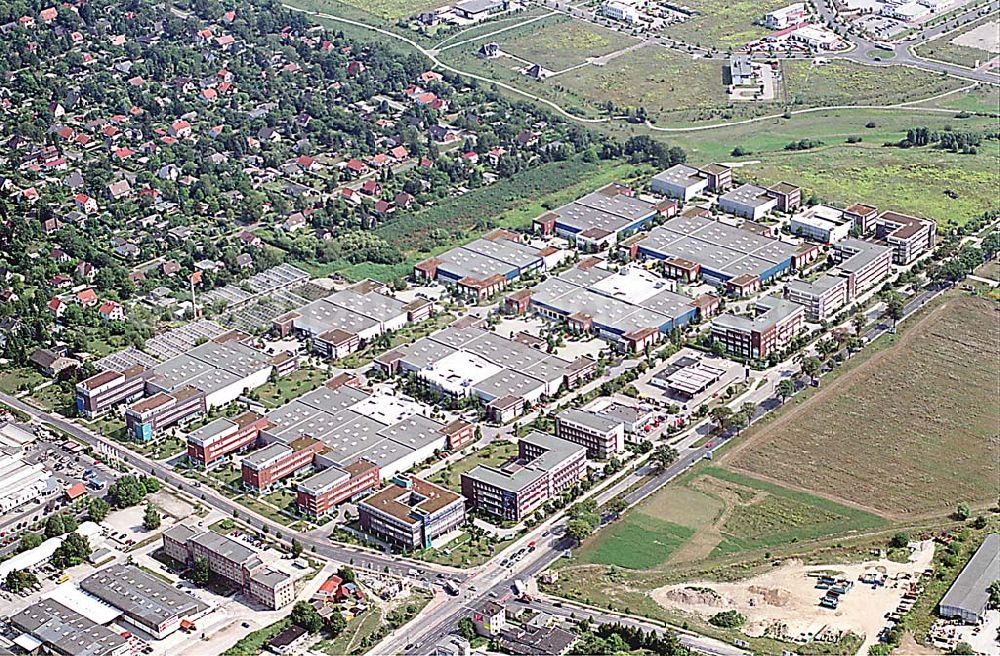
[44,583,123,625]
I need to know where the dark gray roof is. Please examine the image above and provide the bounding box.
[940,533,1000,618]
[80,564,206,629]
[10,599,128,656]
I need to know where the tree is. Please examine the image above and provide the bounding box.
[19,532,43,552]
[337,566,356,583]
[291,538,303,558]
[709,406,734,432]
[988,580,1000,609]
[89,497,111,522]
[458,617,477,640]
[950,643,975,655]
[884,292,905,330]
[801,356,821,380]
[45,514,66,538]
[107,475,146,508]
[325,610,347,637]
[955,502,971,520]
[738,401,756,432]
[651,445,679,470]
[606,498,629,519]
[889,532,910,549]
[776,379,795,404]
[51,532,91,569]
[566,519,592,545]
[192,556,210,586]
[973,515,988,530]
[143,504,162,530]
[5,569,38,593]
[291,600,325,633]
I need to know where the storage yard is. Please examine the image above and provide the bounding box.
[650,546,936,651]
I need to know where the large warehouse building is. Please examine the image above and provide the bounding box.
[414,231,551,300]
[532,183,676,250]
[635,212,809,294]
[523,264,704,352]
[939,533,1000,624]
[376,323,596,422]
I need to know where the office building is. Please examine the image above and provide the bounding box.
[75,365,151,418]
[711,296,805,359]
[162,526,295,609]
[461,432,586,521]
[357,477,466,550]
[554,407,625,458]
[185,411,271,466]
[790,205,852,244]
[832,238,893,298]
[875,211,936,264]
[296,459,380,517]
[784,275,850,322]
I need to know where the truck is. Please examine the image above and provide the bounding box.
[444,580,460,595]
[512,579,526,597]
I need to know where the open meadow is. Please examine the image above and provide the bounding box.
[571,467,884,571]
[662,0,790,49]
[495,14,639,72]
[779,60,969,107]
[723,292,999,518]
[730,139,1000,228]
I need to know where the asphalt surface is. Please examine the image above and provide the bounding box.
[0,392,469,585]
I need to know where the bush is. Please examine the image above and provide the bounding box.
[889,532,909,549]
[709,610,745,628]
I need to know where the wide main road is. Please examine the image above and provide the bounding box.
[0,391,468,583]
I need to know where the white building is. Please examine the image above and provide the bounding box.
[763,3,806,29]
[790,205,853,244]
[601,0,640,23]
[790,25,841,50]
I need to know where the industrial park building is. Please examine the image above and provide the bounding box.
[532,183,676,250]
[80,564,206,640]
[461,432,586,522]
[636,212,809,293]
[711,296,806,359]
[790,205,853,244]
[554,407,625,458]
[379,324,596,421]
[874,211,936,264]
[10,599,129,656]
[75,365,152,418]
[162,526,295,609]
[524,264,703,352]
[357,477,466,550]
[650,163,733,200]
[414,231,548,300]
[272,280,417,358]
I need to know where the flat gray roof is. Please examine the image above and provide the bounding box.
[11,599,128,656]
[557,407,622,434]
[80,564,206,628]
[940,533,1000,619]
[325,288,406,323]
[720,183,774,208]
[834,238,893,273]
[652,164,705,189]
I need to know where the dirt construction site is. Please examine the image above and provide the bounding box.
[650,542,936,653]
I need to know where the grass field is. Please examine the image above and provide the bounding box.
[663,0,790,49]
[914,15,999,68]
[325,0,440,20]
[780,60,968,108]
[572,466,884,570]
[724,292,999,518]
[732,141,1000,228]
[253,367,329,409]
[497,14,639,71]
[427,440,517,492]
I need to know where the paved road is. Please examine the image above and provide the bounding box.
[0,392,468,585]
[814,0,1000,84]
[522,596,750,656]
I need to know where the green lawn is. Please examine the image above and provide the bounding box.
[319,608,384,656]
[254,367,328,409]
[0,367,46,394]
[575,514,695,569]
[427,440,518,492]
